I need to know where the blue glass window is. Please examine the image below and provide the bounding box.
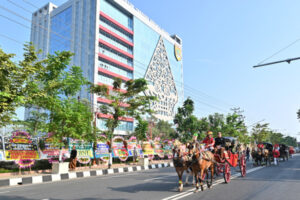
[49,7,72,54]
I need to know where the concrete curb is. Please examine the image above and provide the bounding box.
[0,162,174,188]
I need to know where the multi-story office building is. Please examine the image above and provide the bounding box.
[28,0,183,135]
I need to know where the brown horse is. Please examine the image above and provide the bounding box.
[189,147,215,192]
[262,149,271,166]
[172,145,195,192]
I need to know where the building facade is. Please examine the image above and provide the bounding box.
[29,0,184,135]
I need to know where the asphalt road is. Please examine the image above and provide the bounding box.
[0,155,299,200]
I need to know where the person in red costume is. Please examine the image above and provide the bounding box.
[257,143,264,149]
[273,146,280,165]
[202,131,215,151]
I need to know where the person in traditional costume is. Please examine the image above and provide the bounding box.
[202,131,215,151]
[69,145,77,170]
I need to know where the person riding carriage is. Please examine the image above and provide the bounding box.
[202,131,215,151]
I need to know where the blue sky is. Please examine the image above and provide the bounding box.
[1,0,300,140]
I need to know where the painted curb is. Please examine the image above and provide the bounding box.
[0,162,173,188]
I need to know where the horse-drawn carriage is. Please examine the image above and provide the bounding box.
[172,137,247,192]
[252,142,273,166]
[214,137,247,183]
[279,144,289,161]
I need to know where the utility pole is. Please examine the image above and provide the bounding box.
[253,57,300,68]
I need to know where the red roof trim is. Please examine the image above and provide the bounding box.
[98,67,130,81]
[100,12,134,35]
[98,53,134,71]
[97,113,134,122]
[99,25,134,47]
[99,38,133,59]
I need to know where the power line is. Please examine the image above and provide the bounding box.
[0,33,24,45]
[7,0,33,14]
[22,0,39,9]
[0,13,30,29]
[257,37,300,65]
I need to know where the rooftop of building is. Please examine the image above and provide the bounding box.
[32,0,182,46]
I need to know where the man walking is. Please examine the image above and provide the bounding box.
[246,146,250,161]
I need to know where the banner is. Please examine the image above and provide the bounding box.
[112,136,128,161]
[163,140,173,159]
[0,136,3,150]
[127,136,143,158]
[142,141,154,160]
[0,151,4,161]
[40,135,69,163]
[95,135,109,162]
[69,139,93,164]
[0,136,4,161]
[154,137,164,158]
[5,131,39,161]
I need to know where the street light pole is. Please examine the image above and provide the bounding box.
[253,57,300,68]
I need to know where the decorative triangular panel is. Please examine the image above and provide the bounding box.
[144,37,178,121]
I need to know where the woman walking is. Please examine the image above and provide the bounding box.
[69,145,77,170]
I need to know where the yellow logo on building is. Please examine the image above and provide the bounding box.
[174,45,182,61]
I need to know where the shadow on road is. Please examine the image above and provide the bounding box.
[108,181,178,194]
[0,196,127,200]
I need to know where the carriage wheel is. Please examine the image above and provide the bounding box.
[239,155,246,177]
[223,163,231,183]
[215,163,222,176]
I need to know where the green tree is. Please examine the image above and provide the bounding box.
[49,98,93,149]
[91,78,156,168]
[282,136,297,147]
[33,51,92,161]
[197,117,210,140]
[268,131,284,144]
[19,110,48,136]
[251,123,270,143]
[174,97,200,142]
[135,119,149,141]
[207,113,225,136]
[0,44,44,128]
[152,120,176,140]
[223,108,248,143]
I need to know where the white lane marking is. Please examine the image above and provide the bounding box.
[162,166,265,200]
[0,191,10,194]
[144,175,174,182]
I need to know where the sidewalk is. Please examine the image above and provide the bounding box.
[0,160,174,188]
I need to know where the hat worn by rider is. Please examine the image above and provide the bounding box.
[207,131,213,135]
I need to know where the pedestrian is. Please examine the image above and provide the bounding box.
[133,146,137,163]
[246,146,250,161]
[69,145,77,170]
[273,144,280,165]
